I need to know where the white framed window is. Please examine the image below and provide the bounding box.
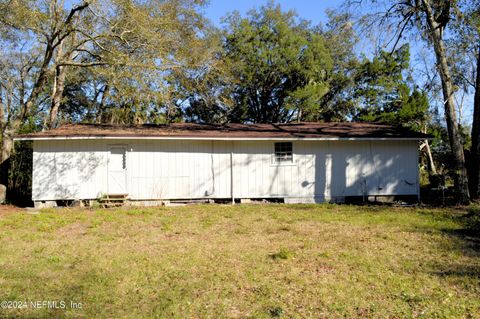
[273,142,293,164]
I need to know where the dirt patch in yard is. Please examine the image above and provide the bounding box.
[55,222,88,238]
[0,204,23,217]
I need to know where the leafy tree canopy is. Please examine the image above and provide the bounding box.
[354,44,429,130]
[223,2,333,123]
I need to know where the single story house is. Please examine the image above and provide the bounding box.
[15,122,429,207]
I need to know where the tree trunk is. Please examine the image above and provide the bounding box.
[48,64,67,129]
[0,117,21,181]
[423,0,470,203]
[0,132,13,188]
[48,39,69,129]
[423,139,437,175]
[470,45,480,200]
[0,131,14,164]
[420,125,437,176]
[0,87,5,134]
[96,84,110,124]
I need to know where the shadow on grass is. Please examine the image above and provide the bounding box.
[433,264,480,278]
[433,206,480,279]
[445,207,480,250]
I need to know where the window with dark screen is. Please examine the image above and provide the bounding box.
[274,142,293,163]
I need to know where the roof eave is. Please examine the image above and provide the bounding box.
[13,136,432,141]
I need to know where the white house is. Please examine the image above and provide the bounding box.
[15,122,429,207]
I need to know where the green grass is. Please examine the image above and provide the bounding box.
[0,204,479,318]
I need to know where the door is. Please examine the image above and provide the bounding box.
[108,146,127,194]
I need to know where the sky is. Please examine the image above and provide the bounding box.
[203,0,343,27]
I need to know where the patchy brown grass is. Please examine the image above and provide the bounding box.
[55,222,88,238]
[0,204,479,318]
[0,205,22,217]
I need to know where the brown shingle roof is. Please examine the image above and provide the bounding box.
[15,122,431,140]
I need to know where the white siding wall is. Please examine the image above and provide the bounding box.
[32,140,109,200]
[32,139,419,201]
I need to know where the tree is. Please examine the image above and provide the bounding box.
[168,29,235,124]
[0,0,208,161]
[354,44,429,129]
[346,0,471,202]
[223,2,333,123]
[451,0,480,199]
[316,10,359,121]
[354,45,411,120]
[0,0,61,164]
[473,44,480,199]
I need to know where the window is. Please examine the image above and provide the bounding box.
[274,142,293,164]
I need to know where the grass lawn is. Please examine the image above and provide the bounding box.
[0,204,479,318]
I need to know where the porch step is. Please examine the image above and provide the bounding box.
[99,194,129,208]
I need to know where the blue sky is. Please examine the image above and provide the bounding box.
[203,0,343,26]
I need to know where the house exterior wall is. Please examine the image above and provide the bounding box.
[32,139,419,202]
